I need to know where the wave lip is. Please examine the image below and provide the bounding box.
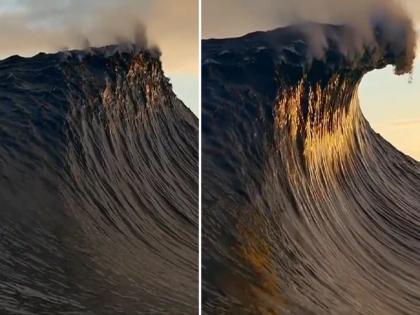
[0,45,198,314]
[202,23,420,314]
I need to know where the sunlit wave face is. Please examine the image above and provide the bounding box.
[274,77,364,172]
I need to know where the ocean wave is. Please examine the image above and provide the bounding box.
[0,47,198,314]
[202,24,420,314]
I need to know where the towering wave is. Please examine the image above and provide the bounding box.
[202,23,420,314]
[0,45,198,314]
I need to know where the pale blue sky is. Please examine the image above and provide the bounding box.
[168,74,199,115]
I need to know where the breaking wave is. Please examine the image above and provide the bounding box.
[0,46,198,314]
[202,24,420,314]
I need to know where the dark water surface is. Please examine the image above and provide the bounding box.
[0,47,198,314]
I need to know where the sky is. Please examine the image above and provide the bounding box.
[0,0,198,116]
[203,0,420,161]
[359,64,420,160]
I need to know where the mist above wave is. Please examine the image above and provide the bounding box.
[298,1,417,75]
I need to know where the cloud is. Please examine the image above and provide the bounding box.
[391,119,420,126]
[203,0,420,38]
[0,0,197,75]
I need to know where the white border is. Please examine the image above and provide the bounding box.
[198,0,202,313]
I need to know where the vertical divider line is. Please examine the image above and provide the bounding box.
[198,0,202,313]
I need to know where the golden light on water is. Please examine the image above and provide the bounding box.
[275,77,365,174]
